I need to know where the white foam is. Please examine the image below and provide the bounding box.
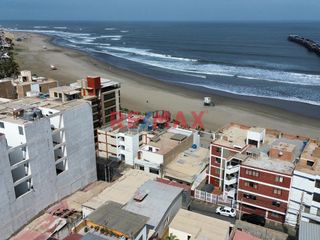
[53,26,67,29]
[105,28,116,30]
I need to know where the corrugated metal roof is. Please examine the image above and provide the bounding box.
[299,222,320,240]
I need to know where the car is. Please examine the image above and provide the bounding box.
[241,213,266,226]
[215,206,236,217]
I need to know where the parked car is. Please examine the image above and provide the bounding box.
[215,206,236,217]
[241,213,266,226]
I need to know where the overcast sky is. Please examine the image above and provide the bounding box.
[1,0,319,21]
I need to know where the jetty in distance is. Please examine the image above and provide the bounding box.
[288,34,320,56]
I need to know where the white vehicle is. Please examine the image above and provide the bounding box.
[215,206,236,218]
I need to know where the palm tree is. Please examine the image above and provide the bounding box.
[166,233,179,240]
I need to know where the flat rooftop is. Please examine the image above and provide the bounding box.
[169,209,230,240]
[296,140,320,175]
[50,86,80,95]
[164,147,209,184]
[0,97,88,124]
[214,123,250,149]
[243,156,295,175]
[142,128,192,155]
[86,201,148,238]
[82,169,156,211]
[123,180,183,229]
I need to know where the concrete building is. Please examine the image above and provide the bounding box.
[0,78,16,99]
[135,128,197,176]
[238,136,305,223]
[97,122,146,165]
[169,209,230,240]
[298,221,320,240]
[163,146,209,190]
[0,97,97,239]
[286,139,320,226]
[51,76,120,144]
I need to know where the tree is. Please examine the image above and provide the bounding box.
[166,233,179,240]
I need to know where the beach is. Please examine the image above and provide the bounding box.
[13,32,320,138]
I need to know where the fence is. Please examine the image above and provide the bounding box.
[194,189,235,207]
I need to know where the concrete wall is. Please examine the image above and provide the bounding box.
[0,101,97,239]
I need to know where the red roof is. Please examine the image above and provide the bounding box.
[233,230,261,240]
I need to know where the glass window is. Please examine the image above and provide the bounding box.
[18,126,24,135]
[0,122,4,128]
[273,188,282,195]
[315,180,320,189]
[313,193,320,203]
[275,176,284,183]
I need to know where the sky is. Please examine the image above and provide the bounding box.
[0,0,320,22]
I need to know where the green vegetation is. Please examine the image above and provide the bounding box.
[166,233,179,240]
[0,51,19,79]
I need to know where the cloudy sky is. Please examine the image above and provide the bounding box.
[0,0,319,21]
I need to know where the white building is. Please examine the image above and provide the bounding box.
[286,139,320,226]
[0,97,97,239]
[135,128,197,176]
[97,123,146,166]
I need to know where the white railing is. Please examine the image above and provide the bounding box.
[194,189,235,207]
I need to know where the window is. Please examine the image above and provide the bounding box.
[245,169,259,177]
[271,212,280,217]
[149,168,159,175]
[0,122,4,128]
[272,201,281,207]
[216,158,221,164]
[215,169,220,174]
[244,194,256,200]
[315,180,320,189]
[307,161,314,167]
[273,188,282,195]
[304,206,310,213]
[317,208,320,217]
[244,181,258,189]
[139,165,144,171]
[54,92,58,97]
[313,193,320,203]
[275,176,284,183]
[139,135,143,141]
[18,126,24,135]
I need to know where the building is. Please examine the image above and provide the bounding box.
[122,180,183,238]
[169,209,230,240]
[0,97,97,239]
[82,169,156,217]
[51,76,121,144]
[97,120,146,165]
[238,136,305,223]
[0,78,16,99]
[135,128,197,176]
[163,146,209,190]
[13,70,58,98]
[286,139,320,226]
[85,201,149,240]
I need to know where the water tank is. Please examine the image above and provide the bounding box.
[23,111,34,121]
[34,109,43,119]
[192,144,197,149]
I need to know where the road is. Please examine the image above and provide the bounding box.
[189,199,236,224]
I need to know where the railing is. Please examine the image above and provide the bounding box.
[225,165,240,175]
[194,189,235,207]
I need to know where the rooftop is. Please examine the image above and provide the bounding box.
[169,209,230,240]
[164,147,209,184]
[296,139,320,175]
[86,201,148,238]
[123,180,183,229]
[82,169,156,211]
[299,221,320,240]
[0,97,88,124]
[242,156,295,175]
[214,123,250,149]
[142,128,193,155]
[49,86,81,95]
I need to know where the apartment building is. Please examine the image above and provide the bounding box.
[0,97,97,239]
[135,128,197,176]
[286,139,320,226]
[50,76,120,143]
[97,121,146,165]
[237,135,306,223]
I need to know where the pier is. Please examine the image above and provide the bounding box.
[288,35,320,56]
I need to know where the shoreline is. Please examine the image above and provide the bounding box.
[13,32,320,138]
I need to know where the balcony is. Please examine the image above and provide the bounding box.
[225,176,237,185]
[225,165,239,175]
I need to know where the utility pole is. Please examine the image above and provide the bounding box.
[297,192,304,229]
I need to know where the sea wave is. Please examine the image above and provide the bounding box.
[93,46,320,86]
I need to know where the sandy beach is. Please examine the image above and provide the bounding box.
[13,32,320,138]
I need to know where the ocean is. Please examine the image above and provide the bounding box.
[2,21,320,111]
